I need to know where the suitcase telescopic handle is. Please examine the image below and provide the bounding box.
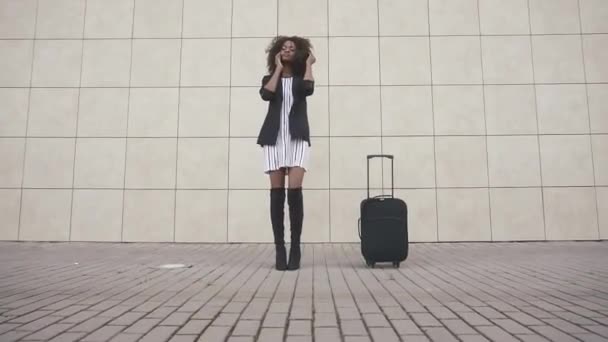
[366,154,394,199]
[367,154,393,160]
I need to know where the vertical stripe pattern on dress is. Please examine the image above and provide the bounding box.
[262,77,309,173]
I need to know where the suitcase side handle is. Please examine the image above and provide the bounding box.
[367,154,394,199]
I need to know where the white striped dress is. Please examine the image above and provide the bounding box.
[263,77,310,173]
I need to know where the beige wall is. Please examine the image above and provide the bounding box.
[1,0,607,243]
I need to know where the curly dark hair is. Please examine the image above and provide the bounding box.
[265,36,313,77]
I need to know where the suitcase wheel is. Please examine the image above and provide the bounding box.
[392,262,400,268]
[366,260,375,268]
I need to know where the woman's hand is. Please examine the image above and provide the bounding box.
[306,51,316,65]
[275,52,283,70]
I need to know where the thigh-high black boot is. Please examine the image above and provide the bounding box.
[287,187,303,270]
[270,187,287,270]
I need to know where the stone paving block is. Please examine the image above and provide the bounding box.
[344,337,371,342]
[198,326,230,342]
[52,306,90,318]
[506,311,545,326]
[337,307,360,320]
[81,325,125,341]
[139,326,177,342]
[192,305,222,320]
[474,306,506,319]
[160,312,190,326]
[444,302,473,313]
[427,305,457,319]
[227,337,254,342]
[146,306,175,320]
[268,302,290,314]
[241,304,268,320]
[100,306,132,319]
[176,319,210,335]
[486,301,519,312]
[492,318,534,334]
[288,320,311,336]
[168,335,196,342]
[177,301,204,313]
[17,315,63,331]
[553,311,598,325]
[222,302,247,314]
[44,300,78,311]
[357,304,381,314]
[89,301,122,312]
[231,320,260,336]
[340,319,366,336]
[477,326,524,342]
[399,335,430,342]
[363,313,391,327]
[458,335,490,342]
[586,325,608,338]
[21,323,73,340]
[382,306,408,319]
[48,332,87,342]
[0,323,20,334]
[257,327,284,342]
[313,313,337,327]
[529,301,565,312]
[314,327,340,341]
[123,318,160,334]
[290,306,313,320]
[411,313,442,327]
[108,333,143,342]
[109,312,146,326]
[262,313,286,328]
[285,336,312,342]
[544,317,590,334]
[369,328,399,342]
[69,316,113,332]
[314,302,335,313]
[441,319,477,335]
[566,306,605,318]
[531,325,581,342]
[133,301,161,313]
[211,313,239,327]
[572,333,608,342]
[61,311,99,324]
[9,310,53,324]
[0,330,31,341]
[516,335,551,342]
[422,327,459,342]
[391,319,423,335]
[459,312,493,326]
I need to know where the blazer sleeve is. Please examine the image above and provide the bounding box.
[259,75,275,101]
[302,79,314,97]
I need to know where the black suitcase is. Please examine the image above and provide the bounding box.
[358,154,408,268]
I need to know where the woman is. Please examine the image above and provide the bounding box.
[257,36,316,271]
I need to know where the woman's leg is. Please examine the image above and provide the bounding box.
[286,167,305,270]
[269,169,287,270]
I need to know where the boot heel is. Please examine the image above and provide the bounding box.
[287,244,301,270]
[275,244,287,271]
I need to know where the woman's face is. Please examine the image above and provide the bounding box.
[280,40,296,63]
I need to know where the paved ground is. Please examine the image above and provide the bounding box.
[0,242,607,342]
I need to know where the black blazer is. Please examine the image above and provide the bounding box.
[256,75,314,147]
